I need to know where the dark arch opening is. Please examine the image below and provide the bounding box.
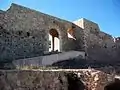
[104,78,120,90]
[49,29,59,38]
[66,73,86,90]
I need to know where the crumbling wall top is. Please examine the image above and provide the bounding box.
[7,3,73,25]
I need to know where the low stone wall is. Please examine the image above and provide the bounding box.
[0,69,117,90]
[12,51,85,67]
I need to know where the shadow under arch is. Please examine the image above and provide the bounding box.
[66,72,86,90]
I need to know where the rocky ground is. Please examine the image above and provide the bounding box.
[0,68,120,90]
[1,56,120,90]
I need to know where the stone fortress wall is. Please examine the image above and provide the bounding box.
[0,3,84,61]
[0,3,119,63]
[74,18,120,62]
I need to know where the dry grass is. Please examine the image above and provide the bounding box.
[16,65,59,70]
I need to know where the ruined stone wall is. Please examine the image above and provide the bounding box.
[113,37,120,62]
[0,3,84,61]
[0,69,116,90]
[0,10,4,26]
[0,70,68,90]
[83,19,118,62]
[74,18,119,62]
[69,24,85,51]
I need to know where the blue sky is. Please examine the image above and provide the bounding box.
[0,0,120,37]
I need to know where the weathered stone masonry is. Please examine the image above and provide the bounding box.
[0,3,84,61]
[0,3,120,63]
[74,18,120,62]
[0,69,118,90]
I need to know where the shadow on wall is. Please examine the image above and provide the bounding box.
[104,78,120,90]
[52,58,88,69]
[66,73,86,90]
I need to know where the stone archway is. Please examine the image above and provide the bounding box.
[49,29,60,52]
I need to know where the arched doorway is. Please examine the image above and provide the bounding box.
[49,29,60,52]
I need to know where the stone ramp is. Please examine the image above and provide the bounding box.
[13,51,85,67]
